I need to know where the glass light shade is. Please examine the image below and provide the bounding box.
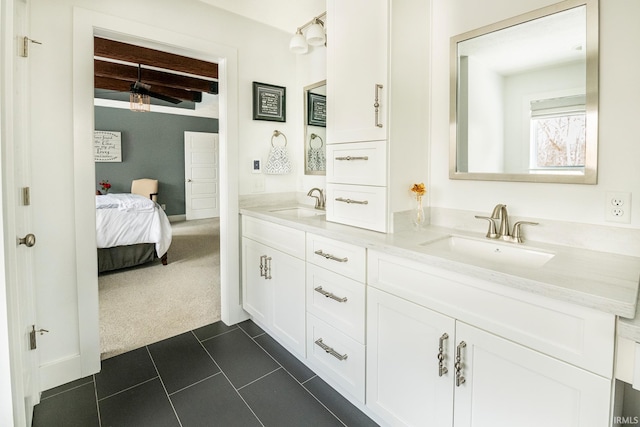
[289,30,308,54]
[130,92,151,112]
[306,22,325,46]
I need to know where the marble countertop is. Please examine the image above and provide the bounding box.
[241,205,640,319]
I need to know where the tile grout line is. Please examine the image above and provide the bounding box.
[145,346,184,427]
[167,371,223,396]
[235,367,283,392]
[39,378,95,401]
[96,376,159,402]
[194,331,266,427]
[92,375,103,427]
[195,325,240,344]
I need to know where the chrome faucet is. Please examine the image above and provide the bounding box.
[307,187,325,210]
[475,204,538,243]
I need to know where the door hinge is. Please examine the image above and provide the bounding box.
[22,187,30,206]
[29,325,49,350]
[21,37,42,58]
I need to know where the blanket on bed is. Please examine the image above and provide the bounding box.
[96,193,172,256]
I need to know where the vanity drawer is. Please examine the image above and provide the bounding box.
[325,183,387,233]
[306,313,366,403]
[241,216,305,259]
[367,250,616,378]
[306,264,366,343]
[326,140,387,186]
[306,233,366,282]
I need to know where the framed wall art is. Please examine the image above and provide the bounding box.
[307,92,326,127]
[253,82,286,122]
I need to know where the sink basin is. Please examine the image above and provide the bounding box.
[420,235,555,268]
[269,207,326,219]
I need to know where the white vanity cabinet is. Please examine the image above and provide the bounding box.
[305,233,367,402]
[241,216,306,357]
[366,250,614,427]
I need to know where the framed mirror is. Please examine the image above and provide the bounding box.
[450,0,598,184]
[304,80,326,175]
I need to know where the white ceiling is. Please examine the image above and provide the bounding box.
[197,0,326,33]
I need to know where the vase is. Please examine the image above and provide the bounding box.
[412,195,425,229]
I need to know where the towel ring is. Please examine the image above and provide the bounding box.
[309,133,324,149]
[271,130,288,147]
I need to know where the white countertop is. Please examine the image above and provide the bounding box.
[240,205,640,319]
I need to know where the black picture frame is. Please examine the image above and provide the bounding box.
[252,82,286,122]
[307,92,326,127]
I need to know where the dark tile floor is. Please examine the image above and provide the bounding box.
[32,320,379,427]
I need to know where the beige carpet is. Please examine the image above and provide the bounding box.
[99,218,221,359]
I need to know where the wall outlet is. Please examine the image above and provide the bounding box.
[161,203,166,210]
[605,191,631,223]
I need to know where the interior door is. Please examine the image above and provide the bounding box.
[184,131,219,220]
[3,0,40,424]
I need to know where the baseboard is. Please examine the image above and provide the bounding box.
[168,214,186,222]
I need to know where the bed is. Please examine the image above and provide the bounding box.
[96,193,173,273]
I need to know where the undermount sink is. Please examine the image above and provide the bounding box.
[420,235,555,268]
[269,207,326,219]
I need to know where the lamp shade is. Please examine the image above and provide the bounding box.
[306,21,325,46]
[289,30,308,54]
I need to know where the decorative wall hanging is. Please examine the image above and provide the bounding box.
[94,131,122,162]
[253,82,286,122]
[265,130,292,174]
[307,92,326,127]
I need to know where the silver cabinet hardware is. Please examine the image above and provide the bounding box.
[265,256,272,280]
[315,338,348,361]
[314,286,348,303]
[259,255,267,278]
[314,249,348,263]
[438,333,449,377]
[22,187,30,206]
[18,233,36,247]
[374,83,383,128]
[29,325,49,350]
[455,341,467,386]
[335,197,368,205]
[335,156,369,161]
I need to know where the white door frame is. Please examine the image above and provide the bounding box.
[71,8,246,379]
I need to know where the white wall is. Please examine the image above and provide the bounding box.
[429,0,640,228]
[29,0,299,389]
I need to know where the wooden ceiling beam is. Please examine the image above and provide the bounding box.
[94,60,217,94]
[94,76,203,103]
[94,37,218,80]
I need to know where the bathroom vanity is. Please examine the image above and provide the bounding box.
[239,206,640,427]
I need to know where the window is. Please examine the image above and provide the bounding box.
[529,95,586,171]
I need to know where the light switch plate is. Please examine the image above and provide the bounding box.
[252,159,262,174]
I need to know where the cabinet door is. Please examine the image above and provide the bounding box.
[367,287,455,427]
[242,237,271,326]
[270,249,306,357]
[453,322,611,427]
[327,0,388,143]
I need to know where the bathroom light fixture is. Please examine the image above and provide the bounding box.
[289,12,326,54]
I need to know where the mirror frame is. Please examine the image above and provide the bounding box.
[449,0,598,184]
[303,80,327,176]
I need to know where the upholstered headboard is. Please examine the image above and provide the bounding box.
[131,178,158,202]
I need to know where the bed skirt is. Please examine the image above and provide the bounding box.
[98,243,166,273]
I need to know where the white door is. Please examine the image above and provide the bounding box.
[2,0,40,425]
[366,287,455,427]
[185,131,219,220]
[453,322,612,427]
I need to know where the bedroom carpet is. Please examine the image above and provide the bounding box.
[99,217,220,360]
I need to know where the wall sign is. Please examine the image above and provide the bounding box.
[307,92,326,127]
[252,82,286,122]
[94,131,122,162]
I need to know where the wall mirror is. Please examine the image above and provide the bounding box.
[450,0,598,184]
[304,80,326,175]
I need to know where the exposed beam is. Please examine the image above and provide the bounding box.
[94,76,203,103]
[94,37,218,80]
[94,60,217,94]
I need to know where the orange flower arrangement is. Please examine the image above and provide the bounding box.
[410,182,426,200]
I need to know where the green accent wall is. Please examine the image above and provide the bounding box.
[94,106,218,215]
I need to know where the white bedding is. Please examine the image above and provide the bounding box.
[96,193,172,256]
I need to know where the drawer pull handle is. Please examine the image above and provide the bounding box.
[314,249,348,263]
[315,338,348,361]
[265,256,272,280]
[335,197,369,205]
[314,286,348,303]
[438,333,449,377]
[335,156,369,161]
[259,255,267,278]
[455,341,467,387]
[374,83,383,128]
